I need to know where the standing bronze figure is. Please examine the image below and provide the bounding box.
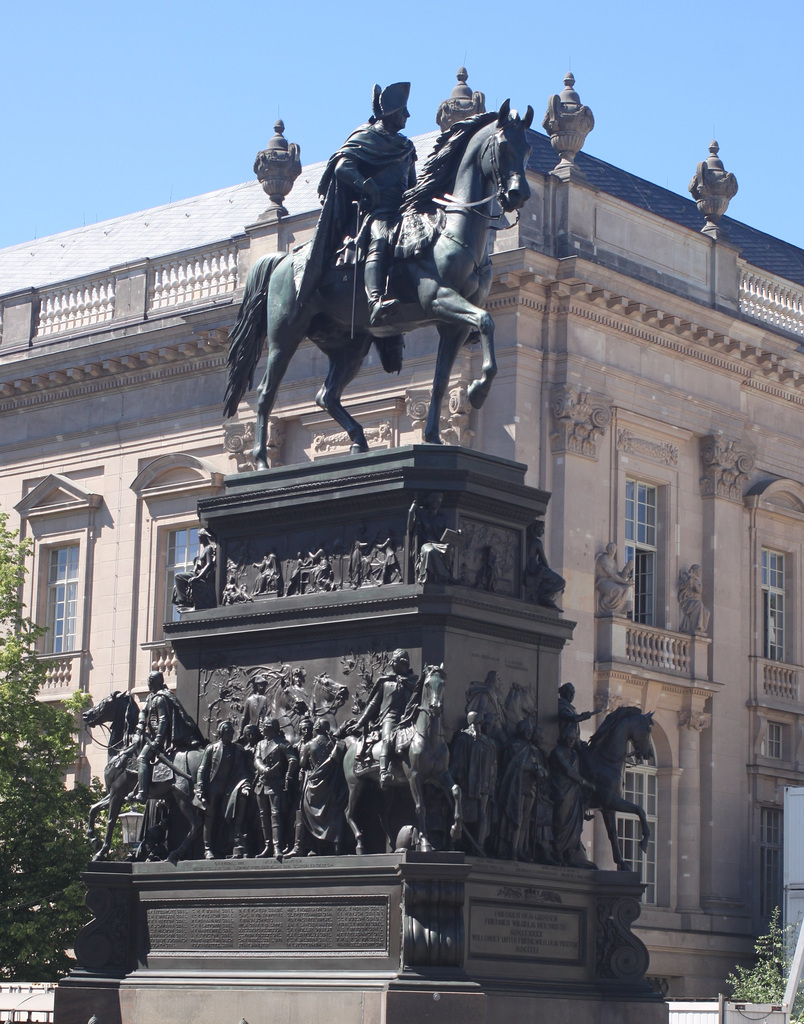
[224,87,533,468]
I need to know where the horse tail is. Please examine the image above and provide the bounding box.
[223,253,286,418]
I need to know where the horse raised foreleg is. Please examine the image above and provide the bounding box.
[602,792,651,865]
[314,333,374,453]
[86,791,113,843]
[431,289,497,410]
[344,775,366,855]
[406,768,433,852]
[425,323,470,443]
[91,784,130,862]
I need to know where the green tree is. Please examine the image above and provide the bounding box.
[726,908,804,1017]
[0,511,93,980]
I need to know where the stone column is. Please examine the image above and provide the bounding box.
[698,435,753,908]
[676,710,711,913]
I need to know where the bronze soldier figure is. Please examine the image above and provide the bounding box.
[343,649,419,788]
[302,82,417,326]
[254,718,299,859]
[132,670,204,803]
[194,720,252,859]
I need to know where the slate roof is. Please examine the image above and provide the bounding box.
[527,131,804,288]
[2,127,804,295]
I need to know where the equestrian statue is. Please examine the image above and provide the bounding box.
[224,82,533,468]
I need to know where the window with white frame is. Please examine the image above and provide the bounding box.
[763,722,783,760]
[617,757,658,904]
[625,479,657,626]
[760,806,782,917]
[762,549,785,662]
[45,545,80,654]
[165,526,199,623]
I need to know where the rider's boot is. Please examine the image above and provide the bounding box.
[272,822,284,862]
[365,238,399,326]
[379,750,393,790]
[132,761,149,803]
[257,809,273,858]
[284,815,307,859]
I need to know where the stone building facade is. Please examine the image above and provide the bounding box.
[2,78,804,996]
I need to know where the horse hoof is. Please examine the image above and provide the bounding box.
[467,379,489,409]
[254,458,269,471]
[349,442,369,455]
[423,433,444,445]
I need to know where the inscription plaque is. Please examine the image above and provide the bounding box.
[469,900,584,965]
[145,896,389,957]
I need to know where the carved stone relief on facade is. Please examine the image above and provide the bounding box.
[677,710,712,732]
[699,436,754,500]
[310,421,393,458]
[550,385,611,460]
[223,418,284,472]
[594,692,627,714]
[456,518,519,596]
[616,428,678,466]
[405,383,474,447]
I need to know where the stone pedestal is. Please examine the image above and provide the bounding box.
[165,446,574,753]
[57,855,666,1024]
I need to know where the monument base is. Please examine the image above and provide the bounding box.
[57,854,666,1024]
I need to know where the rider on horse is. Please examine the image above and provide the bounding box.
[342,649,419,788]
[132,670,205,803]
[299,82,417,327]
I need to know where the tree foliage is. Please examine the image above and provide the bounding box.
[0,511,94,980]
[726,908,804,1018]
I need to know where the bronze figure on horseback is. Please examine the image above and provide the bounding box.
[224,83,533,468]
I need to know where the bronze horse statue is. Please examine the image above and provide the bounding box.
[224,103,533,468]
[342,664,462,853]
[83,691,205,863]
[581,706,655,871]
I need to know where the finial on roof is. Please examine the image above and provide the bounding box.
[542,71,595,182]
[436,67,486,132]
[253,120,302,218]
[688,140,738,239]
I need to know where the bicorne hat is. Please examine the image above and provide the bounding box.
[372,82,411,119]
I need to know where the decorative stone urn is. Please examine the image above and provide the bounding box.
[253,119,301,217]
[688,140,738,239]
[436,67,486,132]
[542,72,595,179]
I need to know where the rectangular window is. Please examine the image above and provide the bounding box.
[760,807,783,917]
[625,479,657,625]
[46,545,79,654]
[764,722,783,760]
[762,549,785,661]
[617,766,658,904]
[165,526,199,623]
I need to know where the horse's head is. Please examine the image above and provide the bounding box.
[82,691,126,728]
[631,710,655,761]
[421,664,447,718]
[489,100,533,213]
[313,673,349,710]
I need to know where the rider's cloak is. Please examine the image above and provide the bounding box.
[295,122,416,307]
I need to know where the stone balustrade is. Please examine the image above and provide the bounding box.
[148,244,239,312]
[595,616,711,683]
[760,658,798,701]
[625,622,690,673]
[39,652,82,694]
[0,240,240,349]
[739,264,804,339]
[37,276,115,338]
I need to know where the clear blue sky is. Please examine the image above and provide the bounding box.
[1,0,800,252]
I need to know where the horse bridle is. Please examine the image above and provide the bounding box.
[433,127,516,226]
